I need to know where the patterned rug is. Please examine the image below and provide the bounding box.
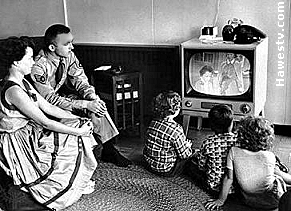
[64,162,210,211]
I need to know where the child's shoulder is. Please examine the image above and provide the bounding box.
[231,147,275,159]
[207,132,237,140]
[218,132,237,137]
[229,146,241,152]
[163,117,181,127]
[201,132,237,148]
[259,150,276,159]
[149,118,182,130]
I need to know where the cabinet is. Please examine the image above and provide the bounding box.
[91,71,143,136]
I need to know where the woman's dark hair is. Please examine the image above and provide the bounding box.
[208,104,233,133]
[237,116,274,152]
[151,90,181,119]
[44,24,70,50]
[0,36,34,76]
[199,65,214,76]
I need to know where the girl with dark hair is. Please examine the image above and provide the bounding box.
[206,116,291,210]
[0,37,97,210]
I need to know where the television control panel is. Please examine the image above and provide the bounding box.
[183,99,253,118]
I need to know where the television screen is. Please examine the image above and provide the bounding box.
[184,50,253,101]
[181,38,268,123]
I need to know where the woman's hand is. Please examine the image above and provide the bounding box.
[77,121,93,136]
[205,199,224,210]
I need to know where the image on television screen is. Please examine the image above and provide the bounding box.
[188,52,251,96]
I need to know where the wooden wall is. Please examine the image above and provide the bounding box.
[73,44,180,124]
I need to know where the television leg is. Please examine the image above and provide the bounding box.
[259,108,265,117]
[197,116,203,131]
[182,115,190,136]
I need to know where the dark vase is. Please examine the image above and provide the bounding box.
[222,25,235,41]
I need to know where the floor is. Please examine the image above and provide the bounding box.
[115,122,291,211]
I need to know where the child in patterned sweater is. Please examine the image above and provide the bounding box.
[190,104,238,196]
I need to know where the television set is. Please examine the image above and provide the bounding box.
[181,38,268,131]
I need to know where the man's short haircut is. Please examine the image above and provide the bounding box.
[151,90,181,119]
[44,24,70,50]
[237,116,274,152]
[208,104,233,133]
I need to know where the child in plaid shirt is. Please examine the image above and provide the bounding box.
[190,104,238,196]
[143,91,193,177]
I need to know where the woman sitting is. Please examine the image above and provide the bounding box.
[0,36,97,210]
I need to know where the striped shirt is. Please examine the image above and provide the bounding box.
[143,118,193,173]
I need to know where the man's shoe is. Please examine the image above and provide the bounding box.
[101,145,132,167]
[101,150,132,167]
[93,144,103,160]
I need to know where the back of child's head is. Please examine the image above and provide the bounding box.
[208,104,233,134]
[237,116,274,152]
[151,90,181,119]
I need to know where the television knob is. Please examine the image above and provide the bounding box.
[185,101,192,107]
[240,104,251,114]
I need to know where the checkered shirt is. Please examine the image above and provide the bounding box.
[143,118,193,173]
[196,132,238,192]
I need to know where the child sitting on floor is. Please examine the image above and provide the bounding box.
[205,116,291,210]
[143,90,193,177]
[190,104,238,196]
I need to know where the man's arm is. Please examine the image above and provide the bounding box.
[30,59,86,111]
[65,52,108,115]
[67,52,98,100]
